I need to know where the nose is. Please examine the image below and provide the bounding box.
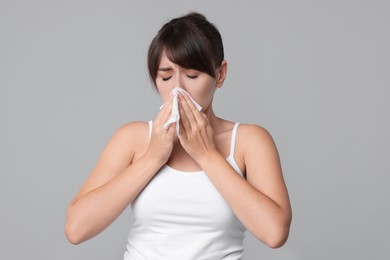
[172,72,186,91]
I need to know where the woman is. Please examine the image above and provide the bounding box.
[65,12,292,259]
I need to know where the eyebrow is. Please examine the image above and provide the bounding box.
[158,67,173,72]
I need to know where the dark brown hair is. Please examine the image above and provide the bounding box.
[147,12,224,87]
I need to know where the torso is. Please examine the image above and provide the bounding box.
[124,120,248,259]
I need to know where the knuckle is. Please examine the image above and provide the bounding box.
[192,125,199,133]
[199,120,206,128]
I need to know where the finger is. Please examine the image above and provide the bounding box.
[155,96,174,126]
[180,93,205,126]
[178,95,192,134]
[178,93,198,129]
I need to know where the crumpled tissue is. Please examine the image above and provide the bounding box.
[160,87,202,136]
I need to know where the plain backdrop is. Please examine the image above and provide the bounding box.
[1,1,389,259]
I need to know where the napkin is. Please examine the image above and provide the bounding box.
[160,87,202,136]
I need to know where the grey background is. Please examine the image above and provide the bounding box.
[1,1,389,259]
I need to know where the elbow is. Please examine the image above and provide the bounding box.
[64,221,83,245]
[261,216,292,249]
[264,227,290,249]
[64,207,86,245]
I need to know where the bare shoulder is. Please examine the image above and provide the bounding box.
[68,121,150,206]
[113,121,149,145]
[237,123,277,151]
[108,120,150,161]
[229,123,278,178]
[90,120,150,175]
[236,123,281,177]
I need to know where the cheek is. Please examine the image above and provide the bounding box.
[156,85,171,103]
[190,85,215,108]
[199,91,214,109]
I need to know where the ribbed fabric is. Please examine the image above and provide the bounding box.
[123,121,246,260]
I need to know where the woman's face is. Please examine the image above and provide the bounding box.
[155,51,218,110]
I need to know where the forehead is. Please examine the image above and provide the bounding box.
[158,50,177,68]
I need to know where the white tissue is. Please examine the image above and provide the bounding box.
[160,87,202,136]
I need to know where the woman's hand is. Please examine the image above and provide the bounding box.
[177,92,217,162]
[145,96,177,164]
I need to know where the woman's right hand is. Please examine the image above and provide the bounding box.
[145,96,176,164]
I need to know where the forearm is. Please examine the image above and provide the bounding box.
[198,151,291,248]
[65,153,163,244]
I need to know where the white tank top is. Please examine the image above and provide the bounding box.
[123,121,247,260]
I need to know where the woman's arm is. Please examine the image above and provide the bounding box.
[64,122,162,245]
[177,93,292,248]
[65,97,176,245]
[199,125,292,248]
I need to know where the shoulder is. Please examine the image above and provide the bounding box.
[103,121,150,162]
[237,123,275,147]
[236,123,283,186]
[236,123,279,162]
[113,120,149,143]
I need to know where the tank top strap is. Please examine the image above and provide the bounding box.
[229,122,240,158]
[148,120,153,144]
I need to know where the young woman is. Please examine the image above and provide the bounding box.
[65,12,292,259]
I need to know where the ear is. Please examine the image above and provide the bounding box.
[215,60,228,88]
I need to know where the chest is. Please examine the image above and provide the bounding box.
[131,166,240,230]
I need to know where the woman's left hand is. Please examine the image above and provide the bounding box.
[177,93,217,162]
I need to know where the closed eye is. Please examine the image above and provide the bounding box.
[187,75,198,79]
[162,76,172,81]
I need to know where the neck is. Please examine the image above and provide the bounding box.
[200,103,221,131]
